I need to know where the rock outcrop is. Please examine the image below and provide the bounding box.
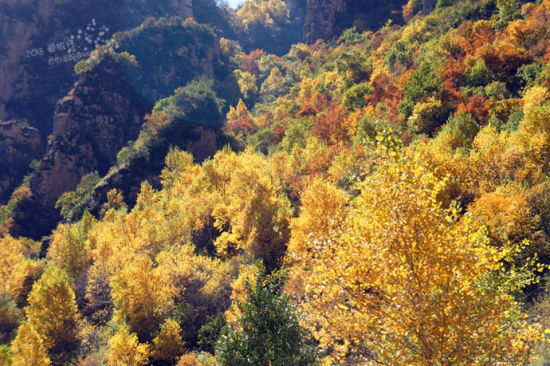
[15,56,150,238]
[0,120,42,202]
[13,17,229,239]
[302,0,408,44]
[303,0,346,43]
[0,0,195,136]
[29,56,149,214]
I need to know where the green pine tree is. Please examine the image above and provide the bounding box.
[216,272,320,366]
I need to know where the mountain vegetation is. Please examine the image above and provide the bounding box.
[2,0,550,364]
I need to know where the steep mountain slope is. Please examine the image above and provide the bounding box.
[0,0,202,136]
[11,18,234,239]
[3,0,550,364]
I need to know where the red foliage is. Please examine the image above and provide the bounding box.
[457,95,490,125]
[460,21,495,55]
[311,104,348,144]
[366,69,405,123]
[272,124,285,141]
[225,117,256,136]
[296,93,330,118]
[239,49,266,75]
[477,42,530,76]
[438,56,466,104]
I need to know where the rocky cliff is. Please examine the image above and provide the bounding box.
[303,0,346,43]
[12,18,231,239]
[12,56,149,238]
[0,0,195,137]
[303,0,408,43]
[0,120,42,203]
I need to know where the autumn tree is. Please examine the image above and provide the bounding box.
[234,70,258,100]
[151,318,186,365]
[260,67,285,99]
[156,243,234,347]
[0,345,12,366]
[161,148,194,189]
[0,295,22,345]
[335,49,373,83]
[110,255,176,340]
[439,112,480,149]
[11,322,51,366]
[224,99,257,137]
[399,61,443,117]
[312,104,349,144]
[494,0,521,28]
[516,99,550,180]
[288,145,542,364]
[0,236,25,298]
[285,178,349,299]
[235,0,289,30]
[107,323,149,366]
[25,266,81,356]
[210,149,293,268]
[100,188,127,217]
[47,212,95,282]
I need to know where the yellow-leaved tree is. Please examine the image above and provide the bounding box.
[0,236,24,296]
[47,212,95,282]
[288,145,543,364]
[107,323,149,366]
[235,0,289,30]
[110,255,176,340]
[11,322,51,366]
[25,266,80,355]
[150,318,186,364]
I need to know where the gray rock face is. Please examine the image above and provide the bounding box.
[11,56,150,238]
[302,0,410,44]
[303,0,346,43]
[13,17,225,239]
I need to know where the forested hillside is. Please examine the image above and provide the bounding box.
[2,0,550,365]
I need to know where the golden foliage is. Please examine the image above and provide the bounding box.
[11,322,51,366]
[469,185,538,246]
[0,236,25,296]
[234,70,258,99]
[47,215,94,281]
[107,323,149,366]
[25,266,80,351]
[235,0,289,29]
[151,318,186,364]
[260,67,285,96]
[110,255,176,338]
[224,99,257,136]
[289,148,543,364]
[100,188,127,216]
[225,264,260,325]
